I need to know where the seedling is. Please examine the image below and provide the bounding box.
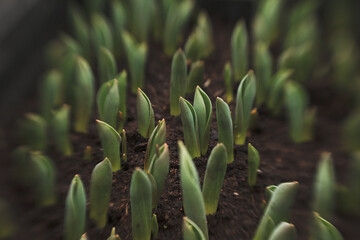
[137,88,155,138]
[17,113,47,151]
[223,61,233,103]
[231,20,248,82]
[248,143,260,188]
[98,47,116,84]
[254,42,272,105]
[268,222,297,240]
[202,143,227,215]
[186,60,205,94]
[234,70,257,145]
[183,217,206,240]
[179,141,209,239]
[107,227,121,240]
[170,49,187,116]
[91,14,113,53]
[64,175,86,240]
[312,212,344,240]
[145,119,166,171]
[96,120,121,172]
[111,0,127,58]
[216,97,234,163]
[90,158,112,228]
[129,0,153,42]
[52,105,73,156]
[97,79,120,129]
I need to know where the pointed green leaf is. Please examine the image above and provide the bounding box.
[216,97,234,163]
[145,119,166,171]
[202,143,227,215]
[248,143,260,187]
[107,227,121,240]
[90,158,113,228]
[231,20,248,82]
[97,79,120,128]
[313,212,344,240]
[52,104,73,156]
[137,88,155,138]
[183,217,206,240]
[98,47,116,84]
[170,49,187,116]
[186,61,205,94]
[151,213,159,238]
[96,120,121,172]
[268,222,297,240]
[117,70,128,131]
[17,113,47,151]
[92,14,113,53]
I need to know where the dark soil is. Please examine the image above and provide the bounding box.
[1,14,359,240]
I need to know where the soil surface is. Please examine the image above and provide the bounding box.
[0,13,359,240]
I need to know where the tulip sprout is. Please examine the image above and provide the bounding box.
[52,105,73,156]
[17,113,47,151]
[268,222,297,240]
[223,61,233,103]
[107,227,121,240]
[64,174,86,240]
[186,60,205,94]
[170,49,187,116]
[80,233,88,240]
[253,182,299,240]
[183,217,206,240]
[40,70,63,121]
[96,120,121,172]
[179,141,209,239]
[144,119,166,171]
[97,79,120,129]
[284,81,316,143]
[137,88,155,138]
[130,168,153,240]
[234,70,257,145]
[90,158,113,229]
[248,143,260,188]
[129,0,153,42]
[117,70,128,131]
[312,212,344,240]
[73,56,95,133]
[91,14,114,53]
[231,20,248,82]
[202,143,227,215]
[122,31,147,93]
[313,152,335,220]
[111,0,127,58]
[216,97,234,163]
[98,47,116,84]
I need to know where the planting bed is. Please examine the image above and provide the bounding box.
[1,12,359,240]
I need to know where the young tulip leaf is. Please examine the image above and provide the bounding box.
[268,222,297,240]
[107,227,121,240]
[223,61,234,103]
[149,144,170,206]
[137,88,155,138]
[98,47,116,84]
[96,120,121,172]
[183,217,206,240]
[52,105,73,156]
[180,97,201,158]
[117,70,128,131]
[170,49,187,116]
[187,61,205,94]
[40,70,63,121]
[234,70,257,145]
[179,141,209,239]
[92,14,113,53]
[248,143,260,187]
[111,0,127,58]
[64,175,86,240]
[130,168,152,240]
[216,97,234,163]
[202,143,227,215]
[129,0,153,42]
[145,119,166,171]
[231,20,248,82]
[97,79,120,129]
[151,213,159,238]
[254,182,299,240]
[17,113,47,151]
[193,86,212,155]
[90,158,113,229]
[73,56,95,133]
[313,152,336,220]
[312,212,344,240]
[254,43,273,105]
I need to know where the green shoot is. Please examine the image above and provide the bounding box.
[145,119,166,171]
[183,217,206,240]
[223,61,233,103]
[17,113,47,151]
[170,49,187,116]
[186,60,205,94]
[137,88,155,138]
[52,105,73,156]
[231,20,248,82]
[268,222,297,240]
[98,47,116,84]
[97,79,120,129]
[216,97,234,163]
[248,143,260,188]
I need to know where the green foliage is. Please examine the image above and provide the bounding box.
[231,20,248,82]
[216,97,234,163]
[254,43,273,105]
[73,56,95,133]
[179,141,209,239]
[91,14,114,53]
[117,70,128,131]
[268,222,297,240]
[186,61,205,94]
[97,79,120,129]
[194,86,212,155]
[312,212,344,240]
[163,0,194,56]
[202,144,227,215]
[137,88,155,138]
[96,120,121,172]
[253,182,299,240]
[122,31,147,93]
[223,61,233,103]
[183,217,206,240]
[107,227,121,240]
[64,175,86,240]
[145,119,166,171]
[151,214,159,238]
[90,158,113,228]
[313,152,336,220]
[52,105,73,156]
[39,69,63,121]
[170,49,187,116]
[98,47,116,84]
[130,168,153,240]
[17,113,47,151]
[248,143,260,187]
[111,0,127,58]
[284,81,316,143]
[234,70,257,145]
[130,0,154,42]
